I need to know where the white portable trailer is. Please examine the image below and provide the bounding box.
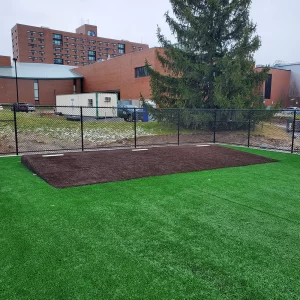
[56,92,118,118]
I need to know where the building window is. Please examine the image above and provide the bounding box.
[53,39,62,45]
[88,50,96,61]
[118,43,125,54]
[104,97,111,102]
[54,58,63,64]
[88,99,93,107]
[88,30,96,37]
[34,79,39,102]
[53,33,63,46]
[135,66,150,78]
[264,74,272,99]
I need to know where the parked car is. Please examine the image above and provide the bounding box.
[11,103,35,112]
[117,105,144,122]
[0,105,3,110]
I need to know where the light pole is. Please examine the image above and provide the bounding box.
[13,58,19,104]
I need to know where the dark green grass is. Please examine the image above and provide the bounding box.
[1,147,300,299]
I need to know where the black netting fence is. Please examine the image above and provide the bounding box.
[1,105,299,155]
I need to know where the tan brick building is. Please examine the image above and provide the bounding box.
[11,23,149,67]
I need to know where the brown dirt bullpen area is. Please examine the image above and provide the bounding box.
[21,145,277,188]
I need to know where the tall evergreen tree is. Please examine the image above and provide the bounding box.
[148,0,269,109]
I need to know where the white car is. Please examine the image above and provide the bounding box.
[0,105,3,110]
[286,107,300,115]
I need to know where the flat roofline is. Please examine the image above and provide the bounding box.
[12,23,149,46]
[72,47,161,71]
[256,66,291,72]
[0,76,82,80]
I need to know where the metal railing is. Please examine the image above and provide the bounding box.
[0,105,299,155]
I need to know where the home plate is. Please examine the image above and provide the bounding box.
[196,145,211,147]
[42,154,65,157]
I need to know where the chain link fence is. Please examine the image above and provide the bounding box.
[0,105,299,155]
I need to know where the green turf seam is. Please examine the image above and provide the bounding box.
[201,189,300,225]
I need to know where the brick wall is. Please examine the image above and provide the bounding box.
[0,56,12,67]
[0,78,79,105]
[12,23,149,66]
[74,47,165,100]
[257,67,291,107]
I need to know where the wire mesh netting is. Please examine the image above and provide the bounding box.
[82,107,135,149]
[214,109,250,146]
[1,105,299,155]
[178,109,215,144]
[0,105,16,154]
[16,106,82,153]
[249,109,297,152]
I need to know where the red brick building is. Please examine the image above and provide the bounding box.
[11,23,149,67]
[0,50,295,107]
[0,56,82,105]
[256,67,291,107]
[74,47,165,101]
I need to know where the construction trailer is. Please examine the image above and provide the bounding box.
[56,92,118,118]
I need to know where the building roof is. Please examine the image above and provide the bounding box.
[0,62,83,79]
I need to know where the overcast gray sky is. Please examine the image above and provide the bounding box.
[0,0,299,65]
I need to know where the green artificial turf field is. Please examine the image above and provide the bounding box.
[0,147,300,299]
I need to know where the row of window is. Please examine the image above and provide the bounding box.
[28,43,45,49]
[28,56,45,62]
[28,50,45,55]
[63,36,120,47]
[54,58,94,66]
[27,30,44,36]
[53,51,117,59]
[53,45,123,53]
[28,37,44,42]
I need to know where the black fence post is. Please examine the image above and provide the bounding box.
[291,110,296,154]
[177,109,180,145]
[213,109,217,143]
[80,106,84,151]
[13,105,19,155]
[247,110,252,148]
[134,108,137,148]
